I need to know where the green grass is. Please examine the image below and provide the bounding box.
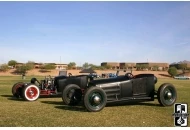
[0,76,189,127]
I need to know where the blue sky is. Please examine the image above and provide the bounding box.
[0,1,190,66]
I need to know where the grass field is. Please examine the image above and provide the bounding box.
[0,76,189,127]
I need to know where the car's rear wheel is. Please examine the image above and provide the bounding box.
[22,84,40,101]
[157,83,177,106]
[62,84,82,106]
[12,82,24,98]
[84,87,107,112]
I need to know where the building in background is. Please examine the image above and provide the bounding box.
[136,62,169,71]
[119,62,136,70]
[101,62,169,71]
[101,62,120,69]
[55,63,68,70]
[15,62,68,70]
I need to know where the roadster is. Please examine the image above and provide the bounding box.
[12,75,61,101]
[60,73,177,112]
[11,73,91,101]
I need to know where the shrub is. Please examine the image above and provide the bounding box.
[168,67,177,77]
[0,64,9,72]
[82,62,89,69]
[25,61,35,70]
[68,62,76,69]
[15,65,27,74]
[41,63,56,70]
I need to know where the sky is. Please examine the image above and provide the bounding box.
[0,1,190,66]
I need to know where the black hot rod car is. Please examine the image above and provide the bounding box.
[60,73,177,112]
[11,73,91,101]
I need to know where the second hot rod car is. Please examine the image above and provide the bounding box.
[11,73,93,101]
[60,73,177,112]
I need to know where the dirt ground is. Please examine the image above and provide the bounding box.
[0,69,172,78]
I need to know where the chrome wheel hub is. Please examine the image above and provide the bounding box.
[29,90,34,96]
[167,92,172,99]
[93,96,101,104]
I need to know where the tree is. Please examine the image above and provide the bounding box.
[177,63,187,70]
[177,63,187,73]
[41,63,56,70]
[82,62,89,69]
[16,65,27,74]
[99,66,105,70]
[8,60,17,67]
[67,62,76,69]
[101,64,111,70]
[26,61,35,70]
[168,67,177,77]
[0,64,9,72]
[89,64,98,69]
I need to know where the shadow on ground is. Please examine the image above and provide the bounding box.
[1,94,25,101]
[39,94,62,98]
[106,101,161,107]
[159,74,171,78]
[38,69,51,73]
[41,101,87,112]
[41,100,161,112]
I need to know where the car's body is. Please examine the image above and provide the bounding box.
[12,75,89,101]
[88,74,155,103]
[174,75,190,80]
[12,73,99,101]
[60,73,177,112]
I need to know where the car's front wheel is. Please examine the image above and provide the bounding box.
[84,87,107,112]
[22,84,40,101]
[62,84,82,106]
[157,83,177,106]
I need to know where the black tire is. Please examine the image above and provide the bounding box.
[12,82,24,98]
[22,84,40,101]
[154,76,157,84]
[157,83,177,106]
[62,84,82,106]
[84,87,107,112]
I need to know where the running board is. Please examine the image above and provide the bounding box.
[107,97,152,103]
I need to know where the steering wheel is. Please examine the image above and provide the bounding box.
[125,73,134,79]
[68,73,72,77]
